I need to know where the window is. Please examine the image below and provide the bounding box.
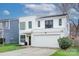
[38,21,40,27]
[20,22,26,30]
[0,23,3,29]
[5,21,10,29]
[20,35,25,42]
[45,20,53,28]
[59,19,62,26]
[28,21,32,29]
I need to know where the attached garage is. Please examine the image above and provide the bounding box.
[31,34,60,48]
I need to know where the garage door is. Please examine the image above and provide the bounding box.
[31,34,60,48]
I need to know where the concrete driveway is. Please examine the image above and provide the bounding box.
[0,47,57,56]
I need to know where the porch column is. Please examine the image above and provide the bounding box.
[25,34,29,45]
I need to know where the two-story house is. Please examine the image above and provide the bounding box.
[19,14,70,48]
[0,19,19,44]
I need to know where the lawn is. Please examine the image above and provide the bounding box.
[50,47,79,56]
[0,44,25,52]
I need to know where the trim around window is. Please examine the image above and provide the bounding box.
[59,19,62,26]
[20,35,26,42]
[28,21,32,29]
[6,20,10,29]
[45,20,53,28]
[38,21,40,27]
[20,22,26,30]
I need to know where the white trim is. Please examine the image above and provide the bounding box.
[19,22,26,30]
[19,34,26,45]
[9,20,10,29]
[4,20,10,29]
[33,34,60,36]
[8,20,10,29]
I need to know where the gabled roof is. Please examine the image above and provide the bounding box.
[38,13,67,19]
[0,18,18,22]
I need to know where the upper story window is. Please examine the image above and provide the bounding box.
[59,19,62,26]
[20,22,26,30]
[0,21,10,29]
[4,21,10,29]
[45,20,53,28]
[38,21,40,27]
[28,21,32,29]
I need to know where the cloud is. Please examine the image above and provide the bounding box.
[3,10,10,15]
[25,4,56,11]
[23,4,62,15]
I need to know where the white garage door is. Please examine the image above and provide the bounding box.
[31,34,60,48]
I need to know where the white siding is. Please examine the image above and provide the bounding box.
[19,16,37,34]
[19,15,69,48]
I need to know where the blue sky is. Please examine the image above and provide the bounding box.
[0,3,63,19]
[0,3,79,21]
[0,3,26,19]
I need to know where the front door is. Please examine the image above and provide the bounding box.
[28,36,31,45]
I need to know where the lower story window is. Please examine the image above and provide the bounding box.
[20,35,25,42]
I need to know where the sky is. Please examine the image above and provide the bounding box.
[0,3,63,19]
[0,3,79,22]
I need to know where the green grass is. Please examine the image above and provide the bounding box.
[50,47,79,56]
[0,44,24,52]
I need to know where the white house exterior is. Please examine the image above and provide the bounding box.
[19,14,70,48]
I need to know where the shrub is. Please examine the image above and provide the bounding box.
[58,37,72,49]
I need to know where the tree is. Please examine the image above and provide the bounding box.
[70,18,79,38]
[61,3,79,39]
[59,3,79,46]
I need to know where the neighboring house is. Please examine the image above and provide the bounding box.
[19,14,70,48]
[0,19,19,44]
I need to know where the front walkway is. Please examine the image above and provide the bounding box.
[0,47,57,56]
